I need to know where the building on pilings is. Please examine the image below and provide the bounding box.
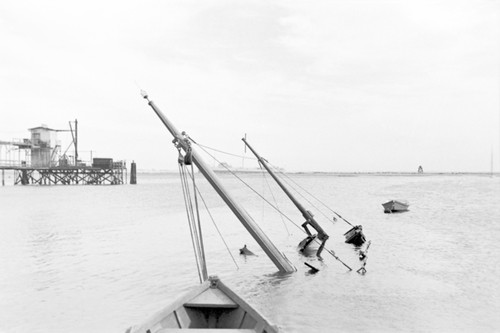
[1,120,127,186]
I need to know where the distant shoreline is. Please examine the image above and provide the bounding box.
[137,170,498,176]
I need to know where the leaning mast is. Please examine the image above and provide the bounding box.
[242,138,318,225]
[142,92,295,274]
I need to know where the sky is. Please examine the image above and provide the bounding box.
[0,0,499,173]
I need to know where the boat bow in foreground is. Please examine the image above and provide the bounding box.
[127,276,278,333]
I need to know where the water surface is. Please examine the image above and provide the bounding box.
[1,172,499,332]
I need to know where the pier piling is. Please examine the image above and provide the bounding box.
[130,161,137,184]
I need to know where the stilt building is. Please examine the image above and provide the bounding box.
[0,120,127,185]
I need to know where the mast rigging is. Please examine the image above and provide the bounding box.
[141,91,295,274]
[242,138,330,258]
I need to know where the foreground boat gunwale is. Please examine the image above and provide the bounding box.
[127,276,278,333]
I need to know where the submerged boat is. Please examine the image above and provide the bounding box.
[242,138,366,253]
[129,91,296,332]
[243,139,331,258]
[297,234,318,254]
[343,225,366,246]
[382,200,409,213]
[126,276,278,333]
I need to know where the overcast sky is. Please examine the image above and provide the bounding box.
[0,0,499,172]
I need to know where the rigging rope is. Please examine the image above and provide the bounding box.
[196,143,258,160]
[177,143,210,283]
[268,162,355,227]
[261,165,290,236]
[193,140,351,270]
[188,160,208,280]
[177,145,239,273]
[187,167,240,270]
[197,138,352,228]
[178,162,205,283]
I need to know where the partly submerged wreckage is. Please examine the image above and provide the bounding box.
[127,91,295,333]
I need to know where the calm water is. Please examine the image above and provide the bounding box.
[1,172,499,332]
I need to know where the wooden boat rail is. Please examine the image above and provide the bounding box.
[127,276,278,333]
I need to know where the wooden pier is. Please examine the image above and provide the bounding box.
[1,162,127,186]
[12,164,126,185]
[1,120,130,186]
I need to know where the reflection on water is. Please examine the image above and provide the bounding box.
[0,173,499,332]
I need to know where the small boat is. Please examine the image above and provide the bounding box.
[126,276,278,333]
[343,225,366,246]
[382,200,409,213]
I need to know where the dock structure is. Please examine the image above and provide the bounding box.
[0,120,127,186]
[11,161,126,185]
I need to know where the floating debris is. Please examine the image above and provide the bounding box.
[304,262,319,274]
[239,244,255,256]
[344,225,366,246]
[357,241,371,275]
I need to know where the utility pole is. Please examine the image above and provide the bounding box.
[75,119,78,165]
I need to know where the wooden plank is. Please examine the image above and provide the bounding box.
[175,307,207,328]
[216,281,276,332]
[217,307,246,329]
[129,281,211,333]
[184,288,238,309]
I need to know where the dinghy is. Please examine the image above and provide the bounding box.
[382,200,409,213]
[126,276,278,333]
